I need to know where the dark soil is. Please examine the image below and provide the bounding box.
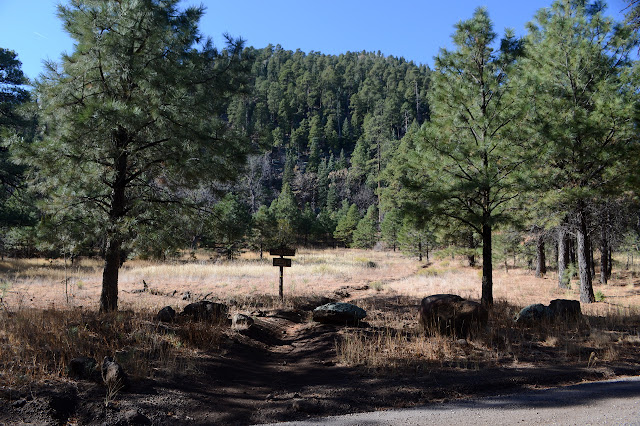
[2,294,640,425]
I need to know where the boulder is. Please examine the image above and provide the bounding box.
[312,302,366,325]
[549,299,582,320]
[232,313,254,329]
[101,356,128,390]
[156,306,176,323]
[181,301,228,322]
[418,294,488,337]
[514,303,552,324]
[67,356,97,380]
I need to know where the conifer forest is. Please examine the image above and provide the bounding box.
[1,0,640,312]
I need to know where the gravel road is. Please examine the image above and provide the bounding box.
[261,376,640,425]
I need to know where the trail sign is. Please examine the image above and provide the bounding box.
[270,247,295,301]
[273,258,292,267]
[269,248,296,257]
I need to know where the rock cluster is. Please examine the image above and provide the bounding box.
[514,299,582,324]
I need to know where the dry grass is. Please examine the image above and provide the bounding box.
[0,248,417,311]
[1,249,640,383]
[0,307,226,388]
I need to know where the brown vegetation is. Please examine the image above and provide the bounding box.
[1,249,639,424]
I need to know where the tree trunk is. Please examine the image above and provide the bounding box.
[535,234,546,278]
[100,238,121,312]
[99,127,128,313]
[568,236,576,265]
[588,236,595,280]
[468,232,476,267]
[418,241,423,262]
[600,226,608,285]
[577,209,595,303]
[607,246,612,279]
[558,228,569,289]
[481,221,493,307]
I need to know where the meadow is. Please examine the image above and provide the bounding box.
[1,249,639,424]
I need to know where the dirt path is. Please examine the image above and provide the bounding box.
[2,283,640,425]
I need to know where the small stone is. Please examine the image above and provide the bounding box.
[67,356,97,380]
[101,356,128,390]
[156,306,176,323]
[123,408,151,425]
[232,313,254,329]
[12,398,26,408]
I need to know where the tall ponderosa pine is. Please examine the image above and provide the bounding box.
[415,8,527,306]
[33,0,249,312]
[524,0,638,303]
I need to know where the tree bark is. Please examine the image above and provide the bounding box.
[588,236,595,280]
[607,246,612,279]
[557,228,569,289]
[100,237,122,312]
[577,208,595,303]
[100,128,128,312]
[600,225,608,285]
[568,236,576,265]
[481,221,493,307]
[535,234,546,278]
[468,232,476,267]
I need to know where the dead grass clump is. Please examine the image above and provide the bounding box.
[0,307,225,388]
[336,328,464,371]
[336,299,640,373]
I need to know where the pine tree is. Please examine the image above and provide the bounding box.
[208,194,251,260]
[414,8,528,306]
[353,205,378,249]
[334,203,360,247]
[524,0,638,302]
[31,0,249,311]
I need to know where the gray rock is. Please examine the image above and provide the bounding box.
[67,356,97,380]
[232,313,254,329]
[181,300,228,322]
[182,291,192,301]
[123,408,151,425]
[418,294,488,337]
[515,303,553,324]
[101,356,127,390]
[312,302,366,325]
[156,305,176,323]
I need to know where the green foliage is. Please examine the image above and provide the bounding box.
[524,0,638,209]
[29,0,250,311]
[523,0,638,302]
[380,209,402,251]
[207,194,251,259]
[250,205,276,254]
[334,203,360,247]
[269,183,300,247]
[353,205,379,249]
[411,8,529,304]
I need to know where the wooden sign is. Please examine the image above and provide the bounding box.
[269,248,296,257]
[273,258,292,267]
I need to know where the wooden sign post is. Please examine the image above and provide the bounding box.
[269,247,295,301]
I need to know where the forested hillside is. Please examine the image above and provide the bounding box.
[1,0,640,310]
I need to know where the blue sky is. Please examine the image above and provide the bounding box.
[0,0,630,81]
